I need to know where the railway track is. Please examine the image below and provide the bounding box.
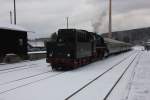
[0,51,137,98]
[123,52,143,100]
[0,60,32,66]
[0,59,45,70]
[65,52,139,100]
[103,53,140,100]
[0,63,45,75]
[0,59,48,75]
[0,52,133,74]
[0,71,65,94]
[0,63,7,65]
[0,63,37,72]
[0,70,52,86]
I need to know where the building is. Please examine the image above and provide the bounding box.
[28,40,45,52]
[0,24,28,62]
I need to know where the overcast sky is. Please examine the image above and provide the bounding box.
[0,0,150,39]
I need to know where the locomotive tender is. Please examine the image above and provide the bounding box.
[45,29,131,70]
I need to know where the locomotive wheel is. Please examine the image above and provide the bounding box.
[51,64,69,71]
[51,64,58,71]
[54,65,63,71]
[56,67,63,70]
[51,67,56,71]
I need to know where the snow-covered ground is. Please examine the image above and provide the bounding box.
[127,51,150,100]
[0,47,150,100]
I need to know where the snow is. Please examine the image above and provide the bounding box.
[132,45,145,51]
[0,51,134,100]
[28,41,45,48]
[127,51,150,100]
[0,59,46,72]
[28,51,46,54]
[0,47,150,100]
[104,51,142,100]
[70,52,138,100]
[0,23,28,32]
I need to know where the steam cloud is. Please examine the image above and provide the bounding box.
[92,10,107,33]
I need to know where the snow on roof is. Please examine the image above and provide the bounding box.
[146,39,150,44]
[104,38,124,44]
[104,38,131,45]
[0,23,28,32]
[28,41,45,47]
[146,42,150,43]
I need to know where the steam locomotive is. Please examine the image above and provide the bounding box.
[45,29,131,70]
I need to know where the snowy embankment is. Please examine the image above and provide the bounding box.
[68,52,139,100]
[127,51,150,100]
[0,49,149,100]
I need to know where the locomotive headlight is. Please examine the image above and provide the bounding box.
[67,53,71,57]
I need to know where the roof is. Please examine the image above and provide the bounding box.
[104,38,131,45]
[0,23,28,32]
[145,42,150,44]
[104,38,124,44]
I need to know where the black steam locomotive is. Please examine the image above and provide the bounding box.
[45,29,131,70]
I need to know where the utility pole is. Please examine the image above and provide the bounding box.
[66,17,69,29]
[10,11,13,24]
[14,0,16,24]
[108,0,112,38]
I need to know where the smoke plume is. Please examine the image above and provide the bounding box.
[92,10,107,33]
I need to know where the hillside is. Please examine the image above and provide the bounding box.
[102,27,150,44]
